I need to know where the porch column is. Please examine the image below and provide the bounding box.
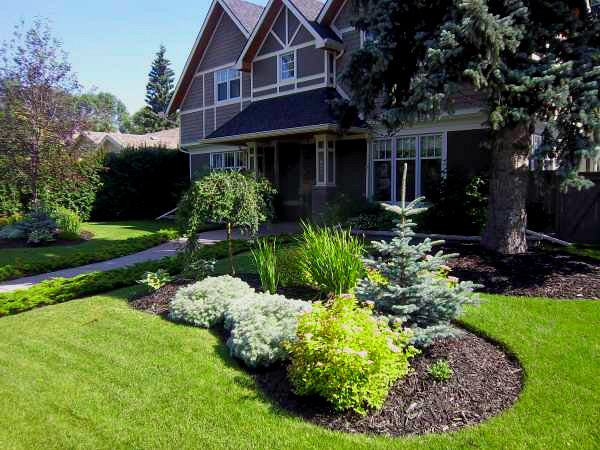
[312,134,337,221]
[247,142,257,177]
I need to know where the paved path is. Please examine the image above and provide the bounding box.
[0,222,300,293]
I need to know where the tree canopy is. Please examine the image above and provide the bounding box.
[341,0,600,253]
[79,91,130,132]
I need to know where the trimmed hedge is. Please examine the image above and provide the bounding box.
[0,258,182,317]
[0,230,179,282]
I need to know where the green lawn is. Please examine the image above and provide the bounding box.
[0,220,176,267]
[214,251,256,275]
[546,243,600,261]
[0,289,598,450]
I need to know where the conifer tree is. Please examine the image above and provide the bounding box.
[355,164,480,347]
[340,0,600,254]
[146,44,175,116]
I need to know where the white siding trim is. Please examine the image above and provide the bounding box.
[253,40,315,62]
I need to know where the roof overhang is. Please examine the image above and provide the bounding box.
[183,124,369,149]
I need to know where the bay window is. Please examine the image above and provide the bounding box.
[211,150,247,170]
[370,134,445,203]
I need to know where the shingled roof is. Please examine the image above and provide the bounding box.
[222,0,264,33]
[204,88,365,142]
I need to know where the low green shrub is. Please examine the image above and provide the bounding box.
[224,293,311,368]
[137,269,173,292]
[168,276,255,328]
[0,257,181,317]
[298,222,365,295]
[428,359,453,382]
[287,296,418,415]
[277,246,309,287]
[15,208,58,243]
[27,228,56,244]
[252,238,279,293]
[52,207,82,236]
[0,213,23,228]
[0,229,179,282]
[180,249,216,281]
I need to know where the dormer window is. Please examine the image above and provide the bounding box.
[280,51,295,81]
[216,68,240,102]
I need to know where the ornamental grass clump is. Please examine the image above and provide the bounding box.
[224,293,311,368]
[287,295,418,415]
[298,221,365,295]
[252,237,279,294]
[168,275,255,328]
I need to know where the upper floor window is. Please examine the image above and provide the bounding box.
[280,51,295,81]
[211,150,247,170]
[216,68,240,102]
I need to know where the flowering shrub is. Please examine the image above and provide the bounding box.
[225,293,311,368]
[287,295,418,415]
[168,276,255,328]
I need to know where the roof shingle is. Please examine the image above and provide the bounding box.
[222,0,264,33]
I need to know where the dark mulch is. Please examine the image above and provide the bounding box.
[443,242,600,300]
[237,273,322,301]
[0,230,94,250]
[129,280,190,316]
[252,332,522,436]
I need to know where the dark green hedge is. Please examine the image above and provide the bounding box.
[0,257,182,317]
[0,230,179,282]
[91,147,189,221]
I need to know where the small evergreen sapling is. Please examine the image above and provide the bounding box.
[355,164,480,347]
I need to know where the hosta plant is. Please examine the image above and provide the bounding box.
[287,295,418,415]
[225,293,311,368]
[168,275,255,328]
[137,269,173,292]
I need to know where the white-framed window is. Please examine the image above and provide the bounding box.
[370,134,445,203]
[529,134,558,171]
[210,150,247,170]
[316,135,336,186]
[215,68,240,102]
[279,51,295,81]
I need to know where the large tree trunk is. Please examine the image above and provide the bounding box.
[481,123,532,254]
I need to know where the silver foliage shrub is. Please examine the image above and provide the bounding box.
[225,293,312,368]
[168,275,255,328]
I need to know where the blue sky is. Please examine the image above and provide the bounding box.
[0,0,265,114]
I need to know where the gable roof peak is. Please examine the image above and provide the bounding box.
[222,0,264,33]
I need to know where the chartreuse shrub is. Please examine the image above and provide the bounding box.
[298,222,365,295]
[0,229,178,282]
[168,276,255,328]
[0,257,181,317]
[356,198,480,347]
[224,293,311,368]
[287,295,418,415]
[428,359,453,382]
[137,269,173,292]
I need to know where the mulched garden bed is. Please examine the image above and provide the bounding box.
[0,231,94,250]
[252,331,522,436]
[443,243,600,299]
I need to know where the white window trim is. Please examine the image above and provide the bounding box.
[215,67,241,105]
[279,50,296,83]
[210,149,248,170]
[315,135,336,186]
[369,133,447,203]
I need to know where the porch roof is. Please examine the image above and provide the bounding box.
[201,88,366,145]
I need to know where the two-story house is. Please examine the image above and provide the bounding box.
[168,0,492,220]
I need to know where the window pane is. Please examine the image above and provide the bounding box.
[229,79,240,98]
[373,140,391,160]
[327,150,335,184]
[397,136,416,159]
[420,134,442,158]
[420,158,442,201]
[318,151,325,183]
[228,68,240,79]
[281,52,295,80]
[224,151,235,168]
[396,160,416,202]
[217,82,228,101]
[216,69,228,82]
[373,160,392,201]
[212,153,223,168]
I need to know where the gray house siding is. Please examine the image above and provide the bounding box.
[287,10,300,41]
[333,0,355,29]
[258,33,284,55]
[205,108,215,136]
[272,8,286,43]
[198,12,246,72]
[297,45,324,78]
[291,26,313,46]
[253,57,277,88]
[336,30,361,91]
[297,77,324,88]
[204,72,215,106]
[181,76,204,111]
[216,103,241,130]
[242,72,251,98]
[181,112,204,144]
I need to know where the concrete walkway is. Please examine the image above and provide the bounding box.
[0,222,300,293]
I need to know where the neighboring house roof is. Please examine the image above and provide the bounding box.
[83,129,180,151]
[81,131,111,145]
[202,88,365,143]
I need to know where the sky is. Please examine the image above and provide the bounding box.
[0,0,265,114]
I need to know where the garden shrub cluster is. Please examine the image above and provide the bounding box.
[0,208,59,244]
[225,293,311,368]
[52,207,82,238]
[0,257,181,317]
[287,295,418,415]
[0,229,178,282]
[169,275,255,328]
[92,147,189,221]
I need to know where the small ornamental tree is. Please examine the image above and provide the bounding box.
[177,171,276,275]
[355,164,480,347]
